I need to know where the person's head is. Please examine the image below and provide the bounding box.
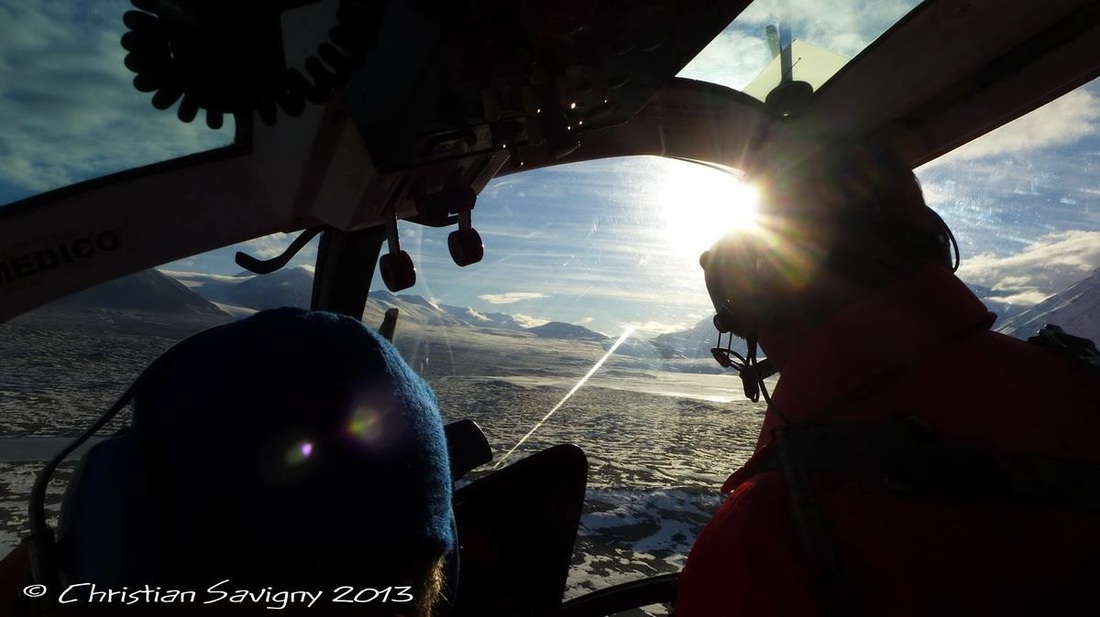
[53,308,454,616]
[700,140,955,365]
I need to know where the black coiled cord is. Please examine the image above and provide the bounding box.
[121,0,388,127]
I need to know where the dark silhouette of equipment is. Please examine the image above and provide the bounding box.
[235,226,325,274]
[380,195,417,291]
[121,0,386,126]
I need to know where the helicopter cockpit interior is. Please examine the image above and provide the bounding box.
[2,0,1099,615]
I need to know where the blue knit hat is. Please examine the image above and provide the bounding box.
[129,308,454,584]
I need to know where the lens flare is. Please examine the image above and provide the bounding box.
[284,440,314,466]
[752,214,829,292]
[347,404,386,446]
[494,325,636,469]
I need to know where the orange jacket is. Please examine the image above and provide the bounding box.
[677,265,1100,616]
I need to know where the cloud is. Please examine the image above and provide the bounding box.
[985,290,1052,306]
[0,1,231,196]
[920,89,1100,169]
[461,307,493,322]
[737,0,930,57]
[512,313,550,328]
[628,320,692,336]
[678,29,772,92]
[477,292,549,305]
[957,230,1100,305]
[158,269,250,284]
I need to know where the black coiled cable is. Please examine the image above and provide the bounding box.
[121,0,388,127]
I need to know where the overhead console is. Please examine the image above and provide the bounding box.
[343,0,750,171]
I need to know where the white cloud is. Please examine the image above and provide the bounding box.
[0,1,231,195]
[629,320,691,336]
[158,269,250,284]
[958,230,1100,305]
[986,290,1052,306]
[462,307,492,322]
[512,313,550,328]
[477,292,549,305]
[678,29,772,92]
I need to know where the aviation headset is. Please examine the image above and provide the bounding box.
[26,308,459,613]
[699,142,959,402]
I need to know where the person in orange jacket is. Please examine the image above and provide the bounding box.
[679,141,1100,616]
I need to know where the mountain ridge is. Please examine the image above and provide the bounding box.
[157,265,1100,357]
[995,268,1100,342]
[49,269,228,317]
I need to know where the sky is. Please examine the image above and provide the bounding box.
[1,0,1098,337]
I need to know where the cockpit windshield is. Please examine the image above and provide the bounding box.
[0,1,233,206]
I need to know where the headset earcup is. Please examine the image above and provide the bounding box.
[56,435,157,587]
[702,236,766,340]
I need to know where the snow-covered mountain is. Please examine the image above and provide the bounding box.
[995,269,1100,342]
[164,268,557,334]
[158,268,744,363]
[965,282,1030,324]
[440,304,521,330]
[49,269,228,317]
[527,322,608,341]
[159,263,1100,359]
[365,290,464,327]
[230,266,314,311]
[651,317,748,360]
[163,268,295,311]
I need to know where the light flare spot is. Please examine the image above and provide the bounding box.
[284,440,314,466]
[347,404,387,446]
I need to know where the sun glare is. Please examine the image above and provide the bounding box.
[654,162,759,256]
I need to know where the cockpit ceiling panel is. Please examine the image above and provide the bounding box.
[793,0,1100,164]
[342,0,754,172]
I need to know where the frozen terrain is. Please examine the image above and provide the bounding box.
[0,308,765,616]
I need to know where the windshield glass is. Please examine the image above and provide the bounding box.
[679,0,925,100]
[0,1,233,206]
[915,79,1100,333]
[4,84,1100,611]
[375,158,768,597]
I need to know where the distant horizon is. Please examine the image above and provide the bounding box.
[156,262,1099,343]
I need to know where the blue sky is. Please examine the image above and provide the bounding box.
[2,0,1098,336]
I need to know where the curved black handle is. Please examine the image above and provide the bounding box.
[235,226,324,275]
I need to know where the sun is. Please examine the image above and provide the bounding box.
[653,161,759,256]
